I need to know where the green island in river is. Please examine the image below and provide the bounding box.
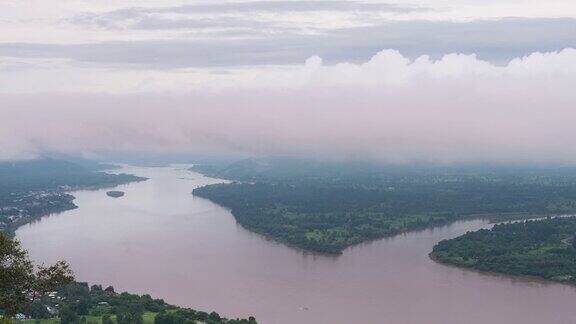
[106,191,125,198]
[431,217,576,283]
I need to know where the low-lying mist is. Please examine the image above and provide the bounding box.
[2,49,576,164]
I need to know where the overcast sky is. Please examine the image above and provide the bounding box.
[1,1,576,162]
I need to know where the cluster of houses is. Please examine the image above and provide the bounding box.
[0,190,74,231]
[10,291,62,320]
[9,286,117,320]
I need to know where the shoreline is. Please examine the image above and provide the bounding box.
[429,251,576,288]
[190,168,568,256]
[6,175,147,236]
[429,214,576,287]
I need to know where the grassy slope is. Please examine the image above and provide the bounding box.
[22,312,156,324]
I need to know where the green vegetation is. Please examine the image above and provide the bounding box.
[0,232,256,324]
[0,159,146,234]
[431,217,576,283]
[5,282,256,324]
[23,312,155,324]
[106,191,125,198]
[22,312,159,324]
[192,158,576,254]
[9,282,256,324]
[0,231,74,321]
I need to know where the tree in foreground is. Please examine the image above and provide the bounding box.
[0,232,74,322]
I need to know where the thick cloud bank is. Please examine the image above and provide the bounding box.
[2,49,576,163]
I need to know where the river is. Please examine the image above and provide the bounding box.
[16,165,576,324]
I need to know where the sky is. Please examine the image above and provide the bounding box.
[1,0,576,162]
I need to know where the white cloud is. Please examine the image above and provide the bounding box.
[1,17,574,73]
[2,0,575,44]
[1,49,576,163]
[1,1,576,162]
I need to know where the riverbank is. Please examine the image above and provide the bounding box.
[431,217,576,285]
[1,179,146,236]
[0,158,148,235]
[191,182,574,254]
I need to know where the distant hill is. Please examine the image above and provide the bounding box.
[0,159,142,194]
[191,156,576,183]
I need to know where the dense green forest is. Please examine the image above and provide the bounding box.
[192,158,576,253]
[0,159,146,233]
[431,217,576,283]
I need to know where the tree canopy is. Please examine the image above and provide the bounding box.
[192,158,576,253]
[432,217,576,283]
[0,232,74,319]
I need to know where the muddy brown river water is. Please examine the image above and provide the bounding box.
[16,165,576,324]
